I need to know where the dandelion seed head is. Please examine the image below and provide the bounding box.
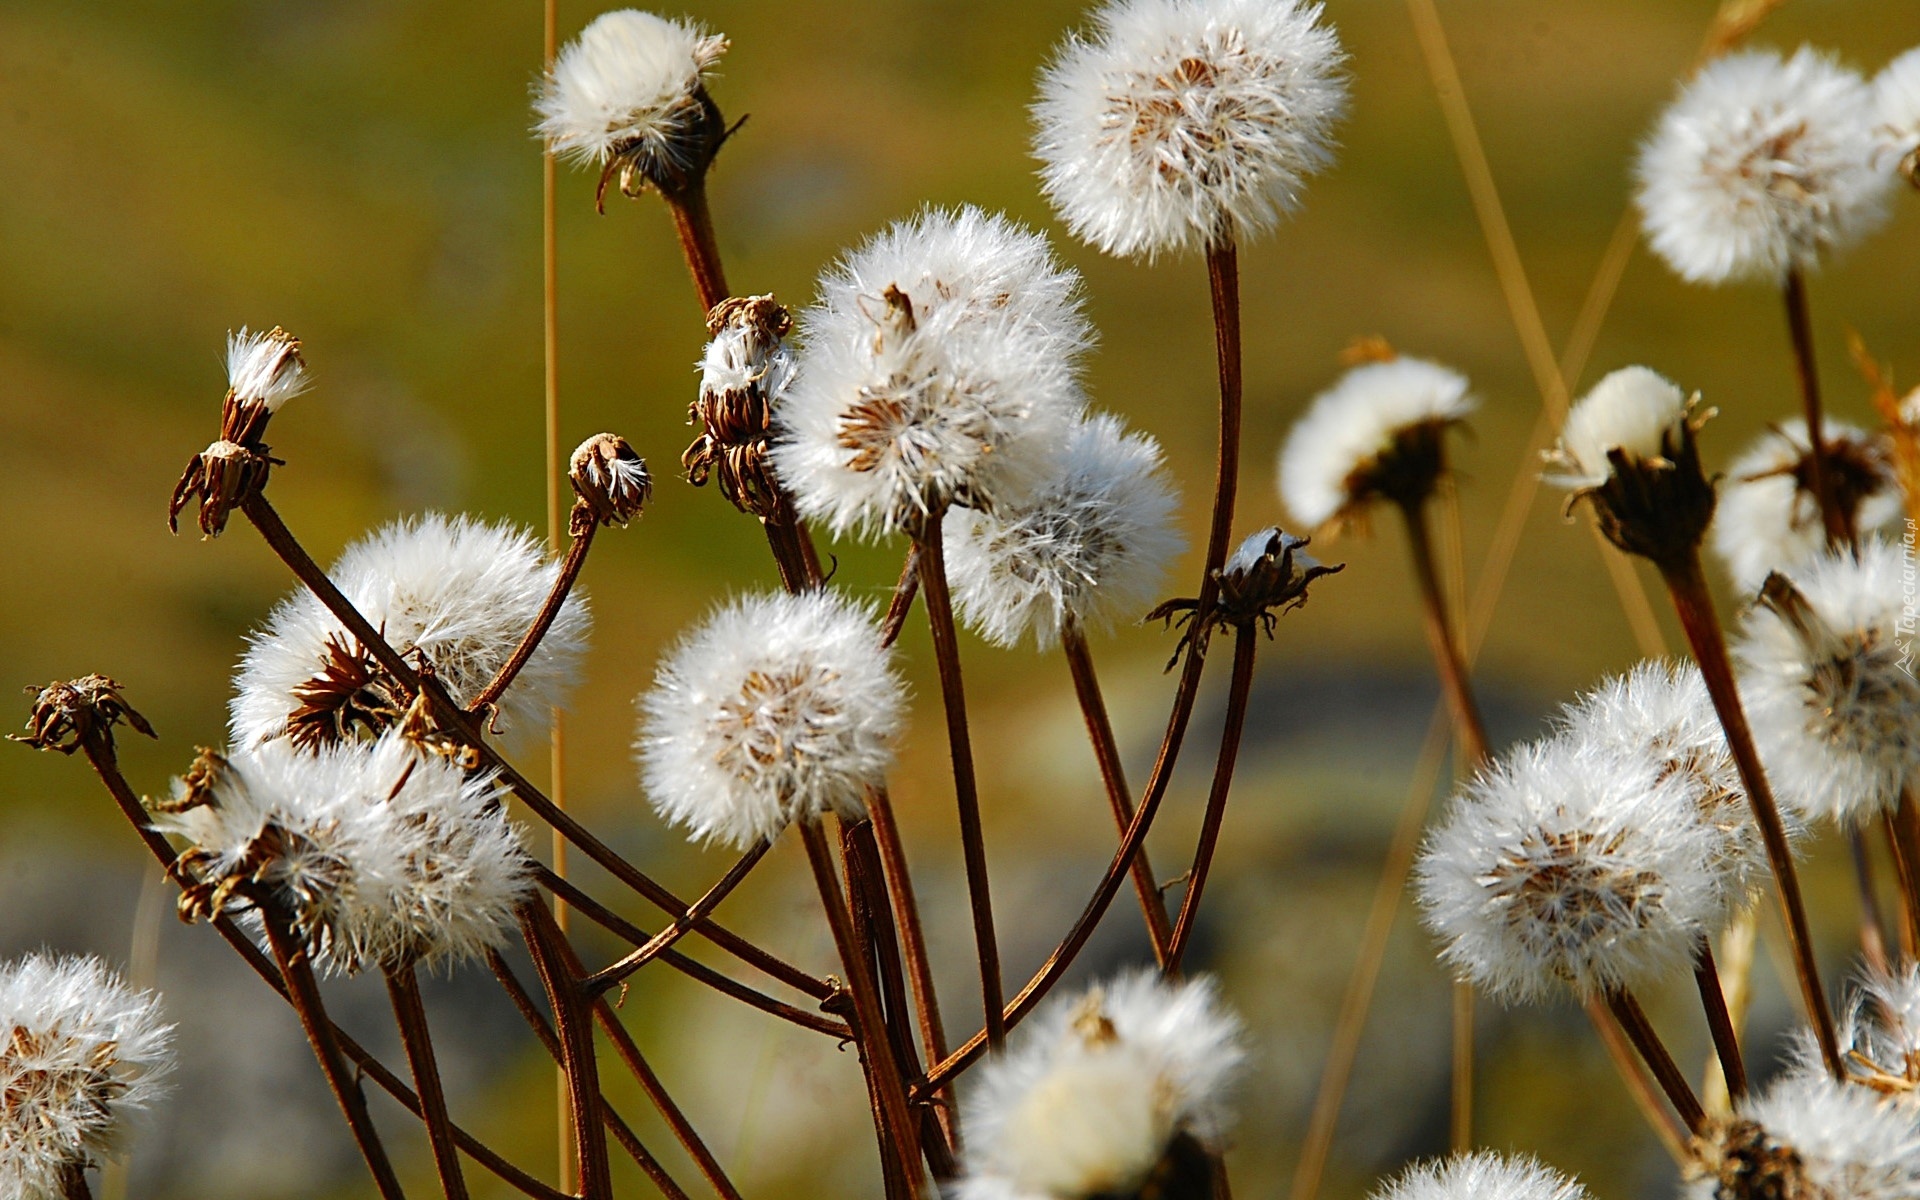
[1711,418,1901,590]
[1368,1153,1592,1200]
[771,207,1091,538]
[946,413,1183,649]
[1688,1070,1920,1200]
[0,955,172,1199]
[535,9,727,170]
[1873,47,1920,176]
[636,590,904,849]
[1032,0,1348,260]
[1838,964,1920,1092]
[1548,366,1691,490]
[1636,47,1890,285]
[225,326,308,412]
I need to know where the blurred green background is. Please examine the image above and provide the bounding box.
[3,0,1918,1197]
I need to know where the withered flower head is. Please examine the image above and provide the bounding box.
[1711,418,1901,589]
[570,432,652,533]
[686,295,793,521]
[1150,527,1341,666]
[14,675,155,756]
[169,327,305,538]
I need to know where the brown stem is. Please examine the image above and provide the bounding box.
[1605,988,1706,1135]
[385,965,470,1200]
[1450,982,1474,1153]
[470,522,595,716]
[1584,998,1692,1165]
[260,909,408,1200]
[801,821,924,1189]
[1694,943,1749,1102]
[1660,551,1840,1077]
[1889,792,1920,963]
[1850,830,1893,975]
[238,492,830,1002]
[1061,622,1173,960]
[666,183,729,314]
[1167,629,1258,972]
[60,1163,93,1200]
[581,839,770,996]
[1199,240,1244,630]
[520,902,613,1200]
[1397,497,1491,768]
[880,544,922,650]
[916,510,1005,1048]
[1784,269,1848,546]
[863,787,952,1125]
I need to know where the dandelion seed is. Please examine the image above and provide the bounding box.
[0,955,172,1200]
[230,513,589,749]
[1736,539,1920,826]
[945,413,1183,649]
[1277,356,1475,530]
[1032,0,1348,260]
[636,590,904,849]
[1368,1153,1591,1200]
[1689,1069,1920,1200]
[1710,418,1901,590]
[771,206,1091,539]
[156,732,532,975]
[1415,736,1724,1003]
[1636,47,1890,285]
[958,971,1244,1200]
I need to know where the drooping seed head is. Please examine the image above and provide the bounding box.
[1368,1153,1592,1200]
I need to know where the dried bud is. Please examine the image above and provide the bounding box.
[14,675,155,755]
[168,438,276,537]
[687,295,794,521]
[570,433,652,533]
[1149,527,1342,666]
[170,328,304,538]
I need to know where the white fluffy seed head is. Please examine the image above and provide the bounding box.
[1,955,172,1198]
[945,413,1183,650]
[1032,0,1348,260]
[1636,47,1890,285]
[771,207,1091,539]
[1873,48,1920,175]
[636,590,904,850]
[155,734,532,975]
[958,971,1245,1200]
[1737,538,1920,827]
[1277,357,1475,529]
[230,513,589,749]
[1688,1071,1920,1200]
[1555,660,1777,926]
[1710,418,1901,590]
[1547,366,1692,490]
[1415,735,1724,1004]
[225,326,308,412]
[1368,1153,1592,1200]
[534,10,727,168]
[1840,964,1920,1091]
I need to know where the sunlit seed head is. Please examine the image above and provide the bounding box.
[224,326,308,414]
[1710,418,1901,590]
[1368,1153,1592,1200]
[1688,1070,1920,1200]
[1546,366,1694,490]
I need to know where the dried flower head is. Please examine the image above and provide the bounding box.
[1838,964,1920,1094]
[1636,47,1890,285]
[636,590,904,849]
[1368,1153,1591,1200]
[570,432,652,532]
[1710,418,1901,590]
[687,295,795,521]
[1555,660,1774,924]
[1737,539,1920,827]
[169,326,307,537]
[1278,356,1476,530]
[535,9,730,207]
[771,206,1091,538]
[1,955,172,1199]
[1546,366,1715,565]
[1150,526,1340,665]
[14,675,155,756]
[1875,47,1920,186]
[1032,0,1348,260]
[945,413,1183,650]
[1416,736,1723,1003]
[1688,1070,1920,1200]
[156,733,532,974]
[231,513,589,749]
[957,971,1244,1200]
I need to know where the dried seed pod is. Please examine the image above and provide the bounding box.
[687,295,793,521]
[168,328,306,537]
[570,432,652,532]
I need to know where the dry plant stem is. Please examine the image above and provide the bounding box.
[863,787,952,1116]
[665,184,729,314]
[1199,240,1244,623]
[60,1164,92,1200]
[1062,621,1174,959]
[880,545,922,650]
[1693,943,1749,1101]
[1660,551,1841,1076]
[238,492,830,1001]
[261,909,409,1200]
[586,994,745,1200]
[471,522,595,715]
[1889,793,1920,960]
[532,865,849,1038]
[386,965,470,1200]
[800,821,925,1190]
[1166,630,1258,972]
[1606,988,1707,1135]
[521,901,613,1200]
[1584,998,1692,1167]
[582,839,772,996]
[1850,830,1892,975]
[1783,269,1847,544]
[915,510,1006,1048]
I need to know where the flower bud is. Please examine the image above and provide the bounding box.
[570,432,652,533]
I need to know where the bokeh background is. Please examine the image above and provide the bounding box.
[3,0,1919,1196]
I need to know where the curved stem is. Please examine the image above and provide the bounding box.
[1166,630,1258,972]
[581,839,771,996]
[385,966,469,1200]
[1783,269,1847,545]
[470,522,594,716]
[881,545,921,650]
